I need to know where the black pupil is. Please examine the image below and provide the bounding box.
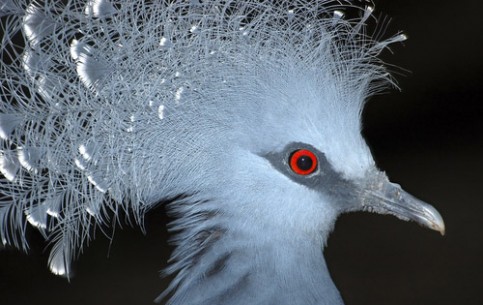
[296,155,313,171]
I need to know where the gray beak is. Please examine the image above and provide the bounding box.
[361,173,445,235]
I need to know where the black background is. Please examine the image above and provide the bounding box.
[1,0,482,304]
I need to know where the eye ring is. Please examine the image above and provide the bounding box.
[289,149,318,175]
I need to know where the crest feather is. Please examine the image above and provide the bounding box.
[0,0,404,277]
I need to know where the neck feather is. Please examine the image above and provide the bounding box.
[159,206,343,305]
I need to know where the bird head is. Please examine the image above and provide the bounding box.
[174,61,445,246]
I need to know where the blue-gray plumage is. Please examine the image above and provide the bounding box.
[0,1,444,304]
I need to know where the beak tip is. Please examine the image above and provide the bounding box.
[423,204,445,236]
[435,221,445,236]
[433,222,445,236]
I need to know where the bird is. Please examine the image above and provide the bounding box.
[0,0,445,304]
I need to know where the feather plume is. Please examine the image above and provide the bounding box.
[0,0,404,282]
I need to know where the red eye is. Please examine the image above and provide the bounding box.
[289,149,318,175]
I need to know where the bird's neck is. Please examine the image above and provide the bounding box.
[163,225,344,305]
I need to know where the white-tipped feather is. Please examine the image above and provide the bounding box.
[0,114,22,140]
[25,203,49,230]
[23,5,55,47]
[0,0,405,301]
[85,0,118,18]
[0,152,20,182]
